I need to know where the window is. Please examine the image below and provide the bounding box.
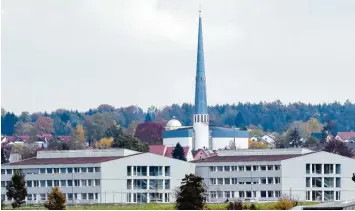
[306,191,311,201]
[134,179,147,189]
[260,165,266,171]
[54,180,59,187]
[268,177,274,184]
[1,181,6,187]
[224,178,230,185]
[74,180,80,187]
[47,180,53,187]
[81,193,87,200]
[95,167,100,172]
[336,178,341,188]
[6,169,12,175]
[27,181,33,187]
[127,166,132,176]
[81,167,87,173]
[1,169,4,174]
[217,178,223,185]
[88,167,94,172]
[275,165,281,170]
[27,194,33,201]
[231,178,237,184]
[268,191,274,198]
[260,177,267,184]
[40,194,46,201]
[34,180,39,187]
[275,177,281,184]
[95,179,100,186]
[67,180,73,186]
[67,193,73,201]
[127,179,132,189]
[165,179,170,189]
[335,191,341,201]
[324,164,334,174]
[210,178,216,185]
[312,177,322,187]
[246,166,251,171]
[165,166,170,176]
[225,191,231,198]
[60,168,66,174]
[74,168,80,173]
[67,168,73,173]
[149,179,163,189]
[231,191,235,198]
[60,180,66,187]
[47,168,52,174]
[149,166,163,176]
[312,191,322,201]
[40,180,46,187]
[253,166,259,171]
[239,191,245,198]
[40,168,46,174]
[312,164,322,174]
[209,166,216,171]
[324,177,334,188]
[88,180,93,186]
[267,165,273,171]
[88,193,94,200]
[95,193,98,200]
[260,191,267,198]
[246,191,252,198]
[224,166,230,171]
[336,164,341,174]
[239,166,245,171]
[275,191,281,198]
[135,166,147,176]
[53,168,59,174]
[306,164,310,174]
[306,177,311,187]
[324,191,334,201]
[210,191,217,198]
[217,166,223,171]
[74,193,78,200]
[217,191,223,198]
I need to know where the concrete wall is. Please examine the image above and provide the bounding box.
[212,137,248,150]
[163,137,193,149]
[281,151,355,202]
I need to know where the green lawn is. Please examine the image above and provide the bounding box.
[1,202,318,210]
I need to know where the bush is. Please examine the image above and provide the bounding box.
[44,187,66,210]
[249,204,258,210]
[227,200,243,210]
[273,197,295,210]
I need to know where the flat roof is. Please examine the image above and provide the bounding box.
[192,154,302,163]
[2,156,124,166]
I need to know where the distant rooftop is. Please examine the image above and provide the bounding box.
[37,148,139,159]
[191,154,302,163]
[217,148,314,157]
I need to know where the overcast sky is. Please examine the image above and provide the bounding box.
[2,0,355,114]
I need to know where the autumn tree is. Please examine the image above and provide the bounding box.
[6,170,27,208]
[122,121,140,136]
[134,122,164,145]
[176,174,207,210]
[11,144,37,160]
[14,122,37,136]
[44,187,66,210]
[84,113,115,141]
[248,139,268,149]
[172,143,187,161]
[34,116,54,134]
[94,137,114,149]
[323,138,354,157]
[68,125,86,150]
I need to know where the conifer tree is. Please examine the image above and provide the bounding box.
[6,170,27,208]
[176,174,207,210]
[172,143,186,161]
[235,112,246,129]
[44,187,66,210]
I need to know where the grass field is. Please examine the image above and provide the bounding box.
[1,201,318,210]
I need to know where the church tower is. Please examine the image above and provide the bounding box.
[193,10,210,150]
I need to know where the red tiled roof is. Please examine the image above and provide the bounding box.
[149,145,166,156]
[191,154,302,163]
[4,156,123,166]
[337,132,355,140]
[164,146,189,158]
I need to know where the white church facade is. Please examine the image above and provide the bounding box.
[162,11,249,151]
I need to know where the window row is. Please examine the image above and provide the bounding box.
[210,177,281,185]
[210,165,281,172]
[209,190,281,199]
[2,192,99,202]
[1,167,101,175]
[127,179,170,190]
[1,179,101,188]
[126,192,170,203]
[305,177,341,188]
[127,166,170,177]
[306,164,341,174]
[306,191,341,201]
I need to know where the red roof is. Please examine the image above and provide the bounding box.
[192,154,302,163]
[193,149,218,160]
[4,156,123,166]
[149,145,166,156]
[337,132,355,140]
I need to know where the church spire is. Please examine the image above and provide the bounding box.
[194,9,208,115]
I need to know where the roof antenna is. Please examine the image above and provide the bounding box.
[199,4,202,16]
